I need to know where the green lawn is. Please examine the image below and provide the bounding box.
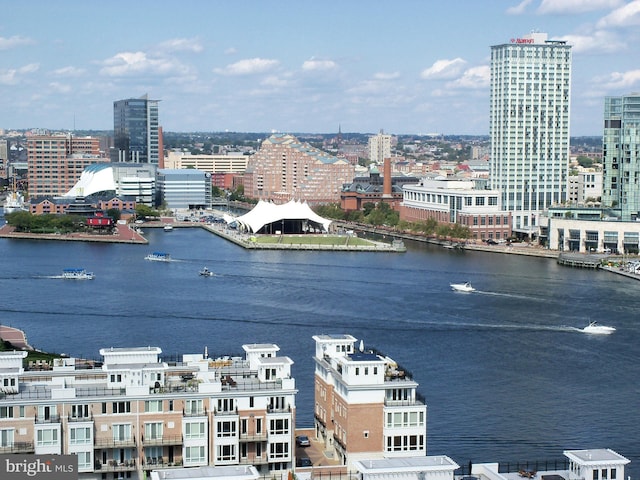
[251,234,375,246]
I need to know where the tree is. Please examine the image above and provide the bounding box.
[106,208,121,222]
[135,204,159,219]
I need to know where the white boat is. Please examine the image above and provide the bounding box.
[582,321,616,335]
[145,252,171,262]
[199,267,214,277]
[450,282,475,292]
[62,268,94,280]
[4,191,27,214]
[164,224,174,231]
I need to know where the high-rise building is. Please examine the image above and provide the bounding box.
[368,131,392,164]
[602,94,640,220]
[489,32,572,238]
[112,95,160,164]
[312,334,427,469]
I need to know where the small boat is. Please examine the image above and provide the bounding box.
[199,267,214,277]
[450,282,475,292]
[145,252,171,262]
[62,268,94,280]
[164,225,174,231]
[582,321,616,335]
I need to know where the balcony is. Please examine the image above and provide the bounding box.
[183,407,207,417]
[68,414,94,423]
[142,434,183,446]
[94,459,137,472]
[94,436,137,448]
[239,432,268,442]
[0,442,35,453]
[239,455,269,465]
[35,414,61,424]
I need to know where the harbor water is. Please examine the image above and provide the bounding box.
[0,226,638,475]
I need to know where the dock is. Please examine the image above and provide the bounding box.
[557,253,603,269]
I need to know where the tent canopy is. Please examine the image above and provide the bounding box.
[234,200,332,234]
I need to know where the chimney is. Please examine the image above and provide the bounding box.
[382,157,392,198]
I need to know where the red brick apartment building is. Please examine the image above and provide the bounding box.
[27,134,109,197]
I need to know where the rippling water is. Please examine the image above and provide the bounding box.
[1,227,638,475]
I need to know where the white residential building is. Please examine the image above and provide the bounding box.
[368,131,392,164]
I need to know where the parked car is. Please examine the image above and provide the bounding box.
[296,435,310,447]
[296,456,313,467]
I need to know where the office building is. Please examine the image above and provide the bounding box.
[157,169,212,210]
[368,131,392,164]
[0,342,297,479]
[112,95,161,164]
[489,32,572,238]
[312,334,427,469]
[164,151,248,190]
[27,134,109,197]
[243,134,355,205]
[602,94,640,220]
[401,177,511,241]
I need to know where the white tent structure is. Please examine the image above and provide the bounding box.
[234,200,332,234]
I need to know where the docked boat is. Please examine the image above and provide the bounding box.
[199,267,214,277]
[62,268,94,280]
[582,321,616,335]
[164,224,174,231]
[4,191,27,214]
[450,282,475,292]
[144,252,171,262]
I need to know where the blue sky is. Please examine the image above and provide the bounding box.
[2,0,639,136]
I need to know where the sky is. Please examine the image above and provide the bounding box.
[2,0,640,136]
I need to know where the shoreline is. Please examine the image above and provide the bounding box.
[0,223,148,244]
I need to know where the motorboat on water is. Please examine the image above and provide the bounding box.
[62,268,94,280]
[145,252,171,262]
[582,321,616,335]
[450,282,476,292]
[199,267,214,277]
[164,224,174,231]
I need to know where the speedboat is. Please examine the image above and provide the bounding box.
[450,282,475,292]
[164,225,174,231]
[145,252,171,262]
[199,267,214,277]
[582,321,616,335]
[62,268,94,280]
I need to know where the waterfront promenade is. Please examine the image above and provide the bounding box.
[0,223,148,244]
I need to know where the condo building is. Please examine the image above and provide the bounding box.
[368,131,392,164]
[312,334,427,470]
[243,134,355,205]
[489,32,572,238]
[26,134,109,197]
[0,343,297,479]
[602,94,640,220]
[112,95,161,165]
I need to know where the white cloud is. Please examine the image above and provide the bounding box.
[0,35,34,50]
[597,0,640,27]
[506,0,535,15]
[557,30,626,53]
[48,82,73,94]
[52,66,86,77]
[214,58,279,76]
[224,47,237,55]
[261,75,290,88]
[448,65,491,89]
[595,68,640,89]
[373,72,400,80]
[99,51,180,76]
[158,38,203,53]
[0,63,39,85]
[538,0,622,14]
[301,58,338,71]
[420,58,467,80]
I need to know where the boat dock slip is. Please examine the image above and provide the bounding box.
[557,253,602,269]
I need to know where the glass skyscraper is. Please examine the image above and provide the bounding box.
[112,94,160,164]
[489,32,572,238]
[602,94,640,221]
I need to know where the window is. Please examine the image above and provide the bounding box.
[186,399,203,415]
[112,401,130,414]
[37,428,59,447]
[269,442,289,459]
[0,429,14,447]
[216,444,235,462]
[185,422,205,439]
[216,420,236,437]
[144,400,162,413]
[70,427,91,445]
[112,424,132,442]
[269,418,289,435]
[70,404,89,419]
[186,446,206,464]
[216,398,234,413]
[76,452,91,470]
[145,422,163,440]
[0,407,13,419]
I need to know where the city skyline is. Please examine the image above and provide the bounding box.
[2,0,639,136]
